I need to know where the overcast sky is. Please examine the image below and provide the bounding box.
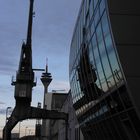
[0,0,81,137]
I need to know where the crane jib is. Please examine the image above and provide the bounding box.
[26,0,34,46]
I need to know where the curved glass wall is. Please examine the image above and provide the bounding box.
[69,0,140,139]
[70,0,124,107]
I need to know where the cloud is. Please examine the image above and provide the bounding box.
[0,35,20,75]
[0,102,5,105]
[0,61,17,75]
[0,0,81,116]
[0,109,5,115]
[0,0,81,76]
[0,107,13,115]
[0,84,13,93]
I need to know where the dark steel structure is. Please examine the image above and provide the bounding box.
[3,1,68,140]
[69,0,140,139]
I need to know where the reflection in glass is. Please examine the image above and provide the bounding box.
[96,23,112,92]
[101,12,123,86]
[70,0,124,111]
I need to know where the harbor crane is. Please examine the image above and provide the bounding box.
[3,0,68,140]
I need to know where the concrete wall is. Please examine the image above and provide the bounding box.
[57,93,84,140]
[107,0,140,118]
[41,92,84,140]
[42,93,67,140]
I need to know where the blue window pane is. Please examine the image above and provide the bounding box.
[92,35,105,92]
[89,41,102,94]
[94,0,98,9]
[94,8,100,27]
[89,0,94,19]
[101,12,109,37]
[88,43,94,66]
[86,0,89,14]
[101,12,123,85]
[96,23,111,92]
[76,70,82,97]
[90,20,95,36]
[85,11,90,28]
[100,0,105,15]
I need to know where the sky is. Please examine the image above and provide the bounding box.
[0,0,81,137]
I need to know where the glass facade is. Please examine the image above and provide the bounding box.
[69,0,140,139]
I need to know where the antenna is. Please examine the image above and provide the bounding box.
[46,57,48,73]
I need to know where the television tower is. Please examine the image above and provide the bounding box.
[40,60,52,138]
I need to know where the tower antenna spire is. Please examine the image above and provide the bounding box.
[46,57,48,73]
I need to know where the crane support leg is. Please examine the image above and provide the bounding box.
[3,106,68,140]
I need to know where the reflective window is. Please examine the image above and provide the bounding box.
[100,0,105,15]
[92,35,104,93]
[70,0,125,115]
[101,12,123,85]
[85,0,89,15]
[89,0,94,19]
[85,11,90,28]
[94,0,98,9]
[88,43,94,66]
[90,19,95,37]
[96,23,112,92]
[94,8,100,27]
[88,42,103,97]
[69,1,135,139]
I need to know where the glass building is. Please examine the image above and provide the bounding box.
[69,0,140,139]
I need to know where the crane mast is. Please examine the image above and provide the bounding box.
[12,0,36,103]
[26,0,34,46]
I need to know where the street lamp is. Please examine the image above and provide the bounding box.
[5,107,12,125]
[25,126,28,136]
[28,129,31,135]
[19,121,21,138]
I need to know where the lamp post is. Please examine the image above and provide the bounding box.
[5,107,12,125]
[19,121,21,138]
[25,126,28,136]
[28,129,31,135]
